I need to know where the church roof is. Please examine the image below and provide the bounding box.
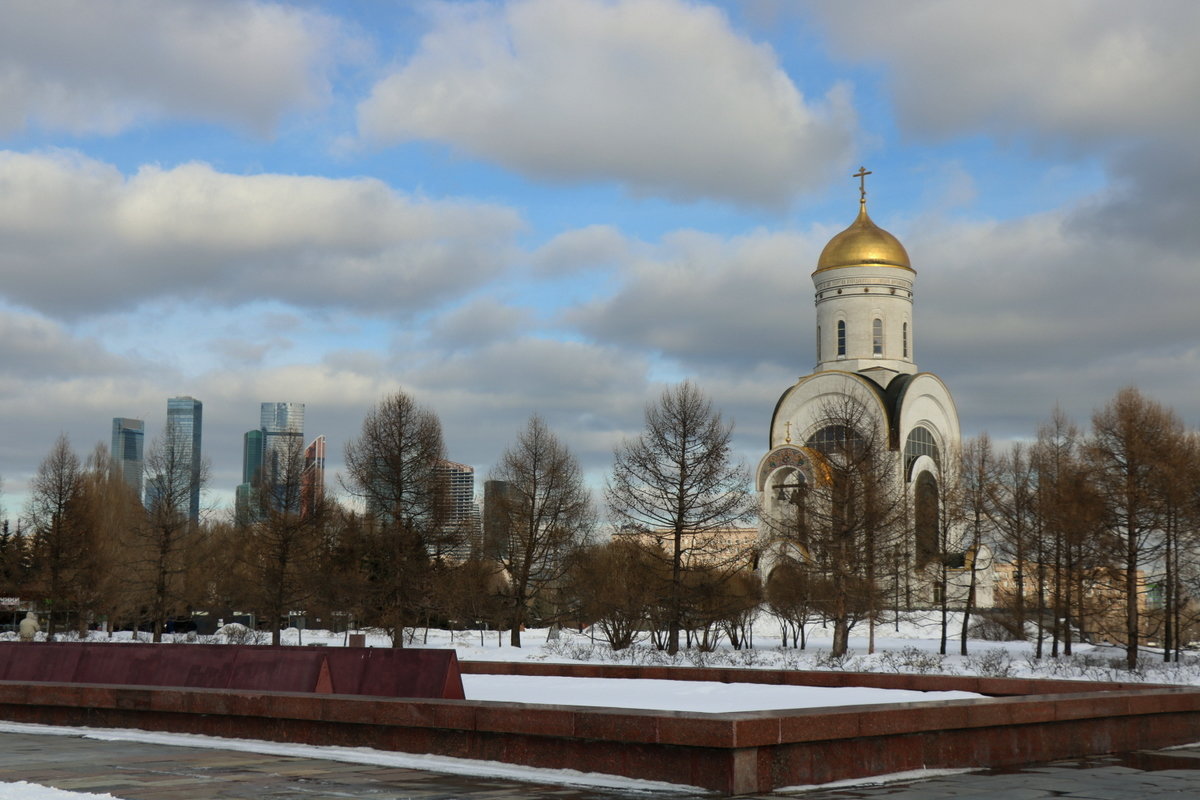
[814,202,912,273]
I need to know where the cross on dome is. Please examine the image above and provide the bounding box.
[853,166,872,207]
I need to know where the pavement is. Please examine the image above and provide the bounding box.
[1,729,1200,799]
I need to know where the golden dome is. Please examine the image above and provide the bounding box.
[815,202,912,273]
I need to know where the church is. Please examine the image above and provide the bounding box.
[755,169,974,606]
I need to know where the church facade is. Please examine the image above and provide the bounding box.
[755,172,967,605]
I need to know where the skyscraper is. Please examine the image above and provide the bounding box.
[483,479,513,560]
[235,429,265,524]
[438,460,481,560]
[239,402,305,514]
[110,417,144,503]
[166,396,203,522]
[261,402,304,494]
[301,435,326,518]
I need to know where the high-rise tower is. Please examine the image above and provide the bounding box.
[238,403,305,515]
[235,429,265,524]
[111,417,145,503]
[438,460,481,560]
[261,402,304,492]
[166,396,203,522]
[301,435,326,518]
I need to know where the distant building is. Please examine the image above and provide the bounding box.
[110,417,144,503]
[482,479,514,560]
[235,429,265,524]
[301,435,326,518]
[237,403,305,517]
[613,527,759,571]
[166,396,203,522]
[437,460,481,561]
[261,402,304,503]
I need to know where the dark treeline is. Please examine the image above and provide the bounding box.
[1,385,1197,668]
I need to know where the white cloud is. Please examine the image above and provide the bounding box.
[0,0,346,136]
[531,225,629,277]
[566,228,820,368]
[357,0,856,205]
[430,298,533,350]
[0,309,132,378]
[815,1,1200,148]
[0,150,524,318]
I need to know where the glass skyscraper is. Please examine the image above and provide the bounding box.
[110,417,144,503]
[166,396,203,522]
[262,402,304,506]
[301,435,326,518]
[235,429,265,524]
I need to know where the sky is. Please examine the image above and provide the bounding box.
[2,0,1198,516]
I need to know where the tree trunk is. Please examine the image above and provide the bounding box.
[1126,524,1139,671]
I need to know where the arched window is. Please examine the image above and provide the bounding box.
[904,426,940,478]
[914,471,939,566]
[836,320,846,357]
[807,424,862,457]
[768,467,809,547]
[816,326,821,361]
[872,318,883,355]
[902,322,908,358]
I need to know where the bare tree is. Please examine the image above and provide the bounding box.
[125,423,209,642]
[242,436,329,645]
[1087,387,1181,670]
[765,560,819,649]
[956,434,998,655]
[489,415,593,647]
[75,443,142,635]
[566,538,663,650]
[992,442,1037,636]
[1162,432,1200,661]
[25,435,85,640]
[607,381,754,655]
[797,398,907,657]
[342,390,448,647]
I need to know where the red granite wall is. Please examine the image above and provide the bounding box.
[0,642,464,699]
[0,654,1197,794]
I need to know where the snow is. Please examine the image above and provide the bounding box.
[462,674,982,712]
[0,783,116,799]
[7,608,1191,687]
[1,609,1194,798]
[0,722,706,794]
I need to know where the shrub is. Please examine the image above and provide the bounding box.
[964,648,1014,678]
[879,646,947,675]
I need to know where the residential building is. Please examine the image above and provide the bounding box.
[437,460,481,561]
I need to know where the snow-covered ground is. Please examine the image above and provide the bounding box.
[8,609,1192,686]
[0,783,116,800]
[3,610,1198,798]
[462,674,982,712]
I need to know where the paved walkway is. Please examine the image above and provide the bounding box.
[0,729,1199,799]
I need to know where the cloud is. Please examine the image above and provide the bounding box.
[815,1,1200,149]
[429,298,532,350]
[357,0,856,205]
[566,228,820,369]
[556,193,1200,444]
[0,0,347,136]
[0,150,524,318]
[531,225,629,277]
[0,310,135,379]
